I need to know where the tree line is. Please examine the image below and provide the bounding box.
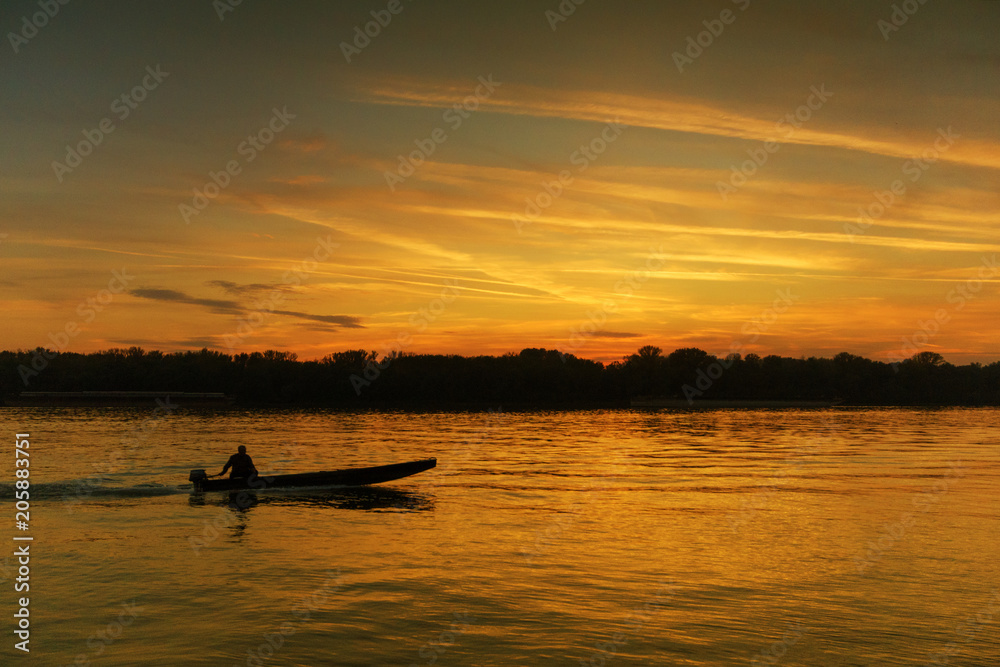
[1,346,998,406]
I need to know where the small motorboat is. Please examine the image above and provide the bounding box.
[188,457,437,492]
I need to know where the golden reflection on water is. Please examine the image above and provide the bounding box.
[6,407,999,665]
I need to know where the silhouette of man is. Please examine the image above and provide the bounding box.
[221,445,258,479]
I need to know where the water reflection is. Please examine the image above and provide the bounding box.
[187,486,434,513]
[18,407,1000,665]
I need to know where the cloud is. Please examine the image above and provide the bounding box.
[130,288,240,314]
[255,201,475,263]
[206,280,295,298]
[271,310,363,328]
[129,288,363,329]
[278,132,331,154]
[591,331,644,339]
[355,78,1000,170]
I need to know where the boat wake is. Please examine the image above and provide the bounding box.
[1,480,189,502]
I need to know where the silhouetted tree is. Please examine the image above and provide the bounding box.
[0,345,996,407]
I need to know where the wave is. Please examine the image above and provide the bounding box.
[1,480,190,501]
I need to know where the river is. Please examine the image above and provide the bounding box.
[1,407,998,666]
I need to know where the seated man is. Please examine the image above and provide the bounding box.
[220,445,258,479]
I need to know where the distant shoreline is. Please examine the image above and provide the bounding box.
[2,346,997,409]
[2,394,997,410]
[1,391,235,408]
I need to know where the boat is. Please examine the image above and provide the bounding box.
[188,458,437,492]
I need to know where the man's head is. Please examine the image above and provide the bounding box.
[238,445,247,454]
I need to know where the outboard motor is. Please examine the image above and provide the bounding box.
[189,469,208,489]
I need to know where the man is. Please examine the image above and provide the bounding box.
[220,445,258,479]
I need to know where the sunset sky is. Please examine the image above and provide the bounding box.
[2,0,998,364]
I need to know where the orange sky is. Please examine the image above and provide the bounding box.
[1,0,998,364]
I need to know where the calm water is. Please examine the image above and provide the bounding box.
[1,407,998,666]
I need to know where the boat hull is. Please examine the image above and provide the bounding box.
[192,458,436,492]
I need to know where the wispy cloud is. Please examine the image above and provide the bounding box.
[129,288,364,328]
[355,79,1000,170]
[277,132,331,154]
[591,331,644,339]
[206,280,298,298]
[130,288,240,314]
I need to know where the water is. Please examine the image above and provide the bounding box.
[1,407,998,666]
